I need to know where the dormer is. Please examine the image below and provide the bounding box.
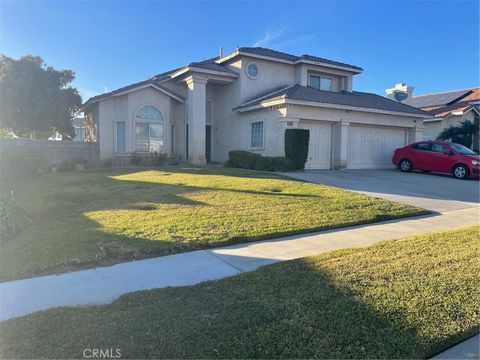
[294,57,362,92]
[216,47,363,101]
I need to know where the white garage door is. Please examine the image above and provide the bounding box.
[348,126,407,169]
[303,123,332,170]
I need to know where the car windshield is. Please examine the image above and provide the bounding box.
[450,143,477,155]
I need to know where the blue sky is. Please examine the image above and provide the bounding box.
[1,0,478,102]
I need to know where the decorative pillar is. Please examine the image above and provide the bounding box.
[186,76,208,165]
[332,120,349,170]
[408,124,424,144]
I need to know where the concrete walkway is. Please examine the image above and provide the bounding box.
[430,334,479,359]
[1,207,478,321]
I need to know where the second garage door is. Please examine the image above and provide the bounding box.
[348,126,407,169]
[303,122,332,170]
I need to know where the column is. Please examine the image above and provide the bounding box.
[186,76,207,165]
[408,124,425,144]
[332,120,349,170]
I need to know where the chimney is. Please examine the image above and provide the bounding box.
[219,46,223,59]
[385,83,415,105]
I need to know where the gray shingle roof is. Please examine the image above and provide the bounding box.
[188,61,238,74]
[237,47,363,71]
[234,85,427,115]
[83,79,185,107]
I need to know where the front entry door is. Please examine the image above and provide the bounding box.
[206,125,212,162]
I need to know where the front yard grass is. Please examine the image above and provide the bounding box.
[0,167,425,281]
[1,226,478,359]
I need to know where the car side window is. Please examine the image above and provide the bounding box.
[412,143,430,151]
[431,144,446,153]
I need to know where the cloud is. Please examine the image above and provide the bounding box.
[253,28,285,47]
[253,28,316,50]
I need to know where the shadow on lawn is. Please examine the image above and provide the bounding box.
[1,255,475,359]
[0,166,425,281]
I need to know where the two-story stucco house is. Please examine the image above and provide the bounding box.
[83,47,428,169]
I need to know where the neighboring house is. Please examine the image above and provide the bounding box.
[83,47,428,169]
[410,88,479,150]
[72,117,86,141]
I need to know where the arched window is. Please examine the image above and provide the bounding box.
[135,105,165,153]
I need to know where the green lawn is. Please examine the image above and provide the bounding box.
[1,226,478,359]
[0,167,425,281]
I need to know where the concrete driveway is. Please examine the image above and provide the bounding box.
[284,169,479,213]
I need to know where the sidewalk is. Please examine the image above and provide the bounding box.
[430,334,479,359]
[1,207,478,321]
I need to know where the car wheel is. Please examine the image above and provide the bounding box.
[399,159,412,172]
[453,164,469,179]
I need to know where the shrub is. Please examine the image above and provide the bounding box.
[0,191,28,240]
[253,156,275,171]
[150,152,167,166]
[285,129,310,170]
[254,156,296,172]
[130,154,143,166]
[227,150,261,169]
[272,156,296,172]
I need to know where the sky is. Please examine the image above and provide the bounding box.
[0,0,479,102]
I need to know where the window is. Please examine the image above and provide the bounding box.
[135,105,165,153]
[116,121,126,152]
[246,62,259,79]
[412,142,430,151]
[431,144,446,153]
[251,121,264,148]
[170,125,175,153]
[308,74,333,91]
[206,101,212,124]
[450,143,477,155]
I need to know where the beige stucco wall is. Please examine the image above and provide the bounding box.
[423,111,475,140]
[96,87,181,160]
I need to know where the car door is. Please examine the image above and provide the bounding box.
[410,142,432,170]
[428,143,456,173]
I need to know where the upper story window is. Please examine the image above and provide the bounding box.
[135,105,165,153]
[308,74,333,91]
[246,62,259,79]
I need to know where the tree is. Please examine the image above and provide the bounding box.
[0,55,82,139]
[437,119,479,149]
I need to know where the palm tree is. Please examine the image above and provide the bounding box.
[437,119,479,149]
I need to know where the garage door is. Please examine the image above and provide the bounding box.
[348,126,407,169]
[303,123,332,170]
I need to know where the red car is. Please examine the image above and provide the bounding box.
[392,141,480,179]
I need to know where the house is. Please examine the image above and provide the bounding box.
[83,47,429,169]
[72,117,86,141]
[411,87,479,150]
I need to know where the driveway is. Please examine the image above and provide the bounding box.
[284,169,479,213]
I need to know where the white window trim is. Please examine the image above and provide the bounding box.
[249,119,265,150]
[133,104,167,154]
[246,62,260,80]
[308,73,334,91]
[114,121,127,154]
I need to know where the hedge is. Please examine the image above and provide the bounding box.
[226,151,295,172]
[254,156,296,172]
[227,150,261,169]
[285,129,310,170]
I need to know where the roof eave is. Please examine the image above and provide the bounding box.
[236,98,430,118]
[170,66,239,80]
[294,59,363,73]
[82,82,185,109]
